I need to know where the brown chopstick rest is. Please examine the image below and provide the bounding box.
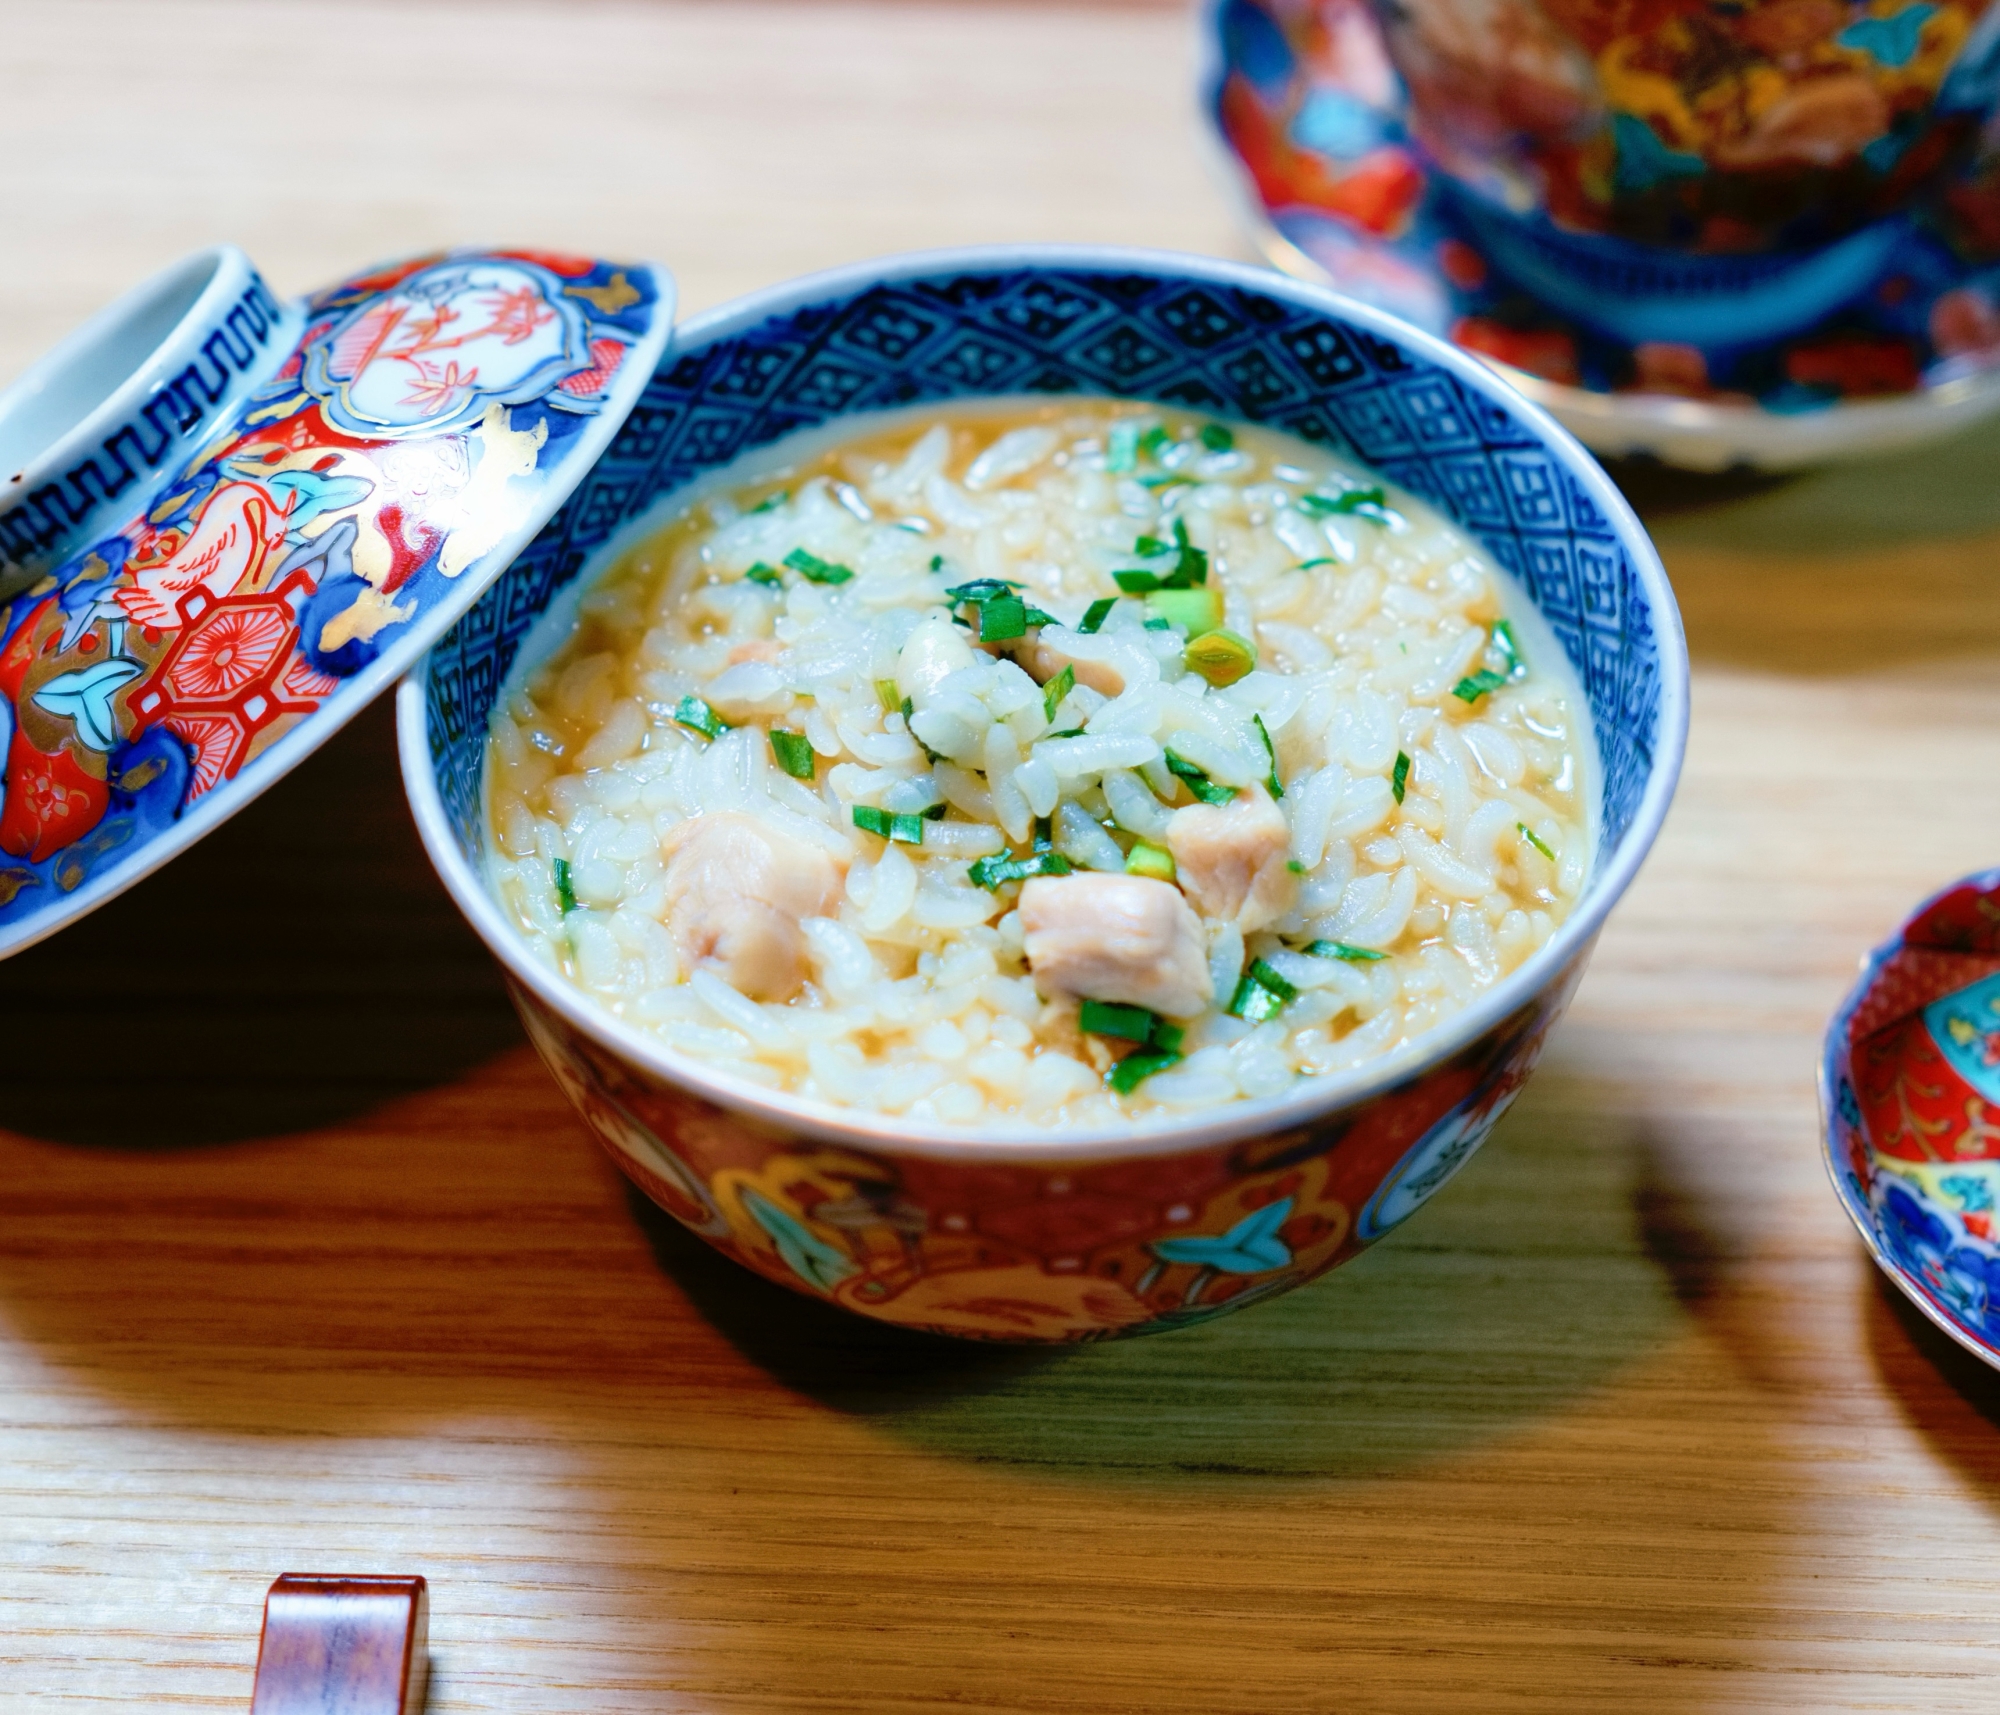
[249,1574,429,1714]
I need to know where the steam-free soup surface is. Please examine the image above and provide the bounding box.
[486,401,1592,1127]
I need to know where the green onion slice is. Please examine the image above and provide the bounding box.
[769,728,815,780]
[1108,1050,1181,1095]
[553,857,578,915]
[783,547,854,585]
[1080,999,1156,1041]
[1042,664,1075,722]
[967,849,1074,891]
[1306,939,1386,962]
[1518,822,1556,860]
[1391,750,1410,805]
[1078,597,1116,634]
[674,696,730,740]
[1165,751,1237,806]
[1452,669,1509,704]
[1253,714,1283,799]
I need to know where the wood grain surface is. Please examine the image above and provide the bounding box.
[3,2,2000,1710]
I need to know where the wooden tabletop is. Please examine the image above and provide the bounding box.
[6,2,2000,1709]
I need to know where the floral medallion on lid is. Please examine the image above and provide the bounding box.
[0,247,672,955]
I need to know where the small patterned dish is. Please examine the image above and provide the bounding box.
[1824,870,2000,1368]
[402,244,1690,1343]
[1203,0,2000,470]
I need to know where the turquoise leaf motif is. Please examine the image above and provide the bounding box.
[740,1186,857,1294]
[1150,1197,1294,1274]
[1612,113,1706,195]
[1840,5,1935,68]
[33,658,143,753]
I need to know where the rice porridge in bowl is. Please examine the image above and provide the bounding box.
[483,401,1594,1128]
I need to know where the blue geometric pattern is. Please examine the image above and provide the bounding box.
[0,271,289,582]
[422,262,1665,875]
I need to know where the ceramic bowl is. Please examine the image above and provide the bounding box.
[1823,869,2000,1369]
[1204,0,2000,470]
[400,246,1689,1343]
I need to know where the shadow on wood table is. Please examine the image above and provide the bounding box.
[1611,416,2000,676]
[0,698,522,1149]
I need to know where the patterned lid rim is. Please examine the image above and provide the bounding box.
[0,247,675,959]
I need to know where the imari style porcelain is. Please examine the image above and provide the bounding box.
[1824,870,2000,1368]
[0,243,673,956]
[402,246,1690,1343]
[1205,0,2000,468]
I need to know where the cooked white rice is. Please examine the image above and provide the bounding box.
[485,400,1593,1128]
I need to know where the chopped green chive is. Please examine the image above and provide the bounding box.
[979,595,1027,641]
[1295,557,1337,571]
[1254,714,1283,798]
[769,728,815,780]
[1108,1050,1180,1095]
[1042,664,1075,721]
[1079,597,1116,634]
[1139,473,1195,491]
[876,679,902,713]
[553,857,578,915]
[1125,840,1176,883]
[852,805,926,844]
[747,490,787,514]
[1298,486,1391,521]
[1107,421,1140,473]
[784,547,853,585]
[1519,822,1556,861]
[943,577,1025,602]
[745,560,783,586]
[1165,751,1237,806]
[1185,628,1257,687]
[1228,958,1299,1023]
[1452,669,1509,704]
[902,695,915,718]
[1306,939,1387,962]
[968,849,1074,891]
[1022,605,1059,628]
[1133,533,1169,557]
[1391,750,1410,804]
[1138,425,1169,458]
[1032,816,1054,853]
[1145,586,1223,637]
[1287,860,1305,874]
[929,553,946,572]
[1114,569,1162,594]
[1081,999,1156,1041]
[1143,617,1172,631]
[1200,423,1234,452]
[674,696,730,740]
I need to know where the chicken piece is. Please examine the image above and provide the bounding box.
[658,811,844,1002]
[1167,784,1298,933]
[1024,638,1125,700]
[1018,872,1212,1018]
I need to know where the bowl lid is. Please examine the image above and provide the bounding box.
[0,243,673,957]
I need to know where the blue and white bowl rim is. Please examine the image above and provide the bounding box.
[399,243,1692,1163]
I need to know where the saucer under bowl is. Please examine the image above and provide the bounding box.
[401,245,1689,1342]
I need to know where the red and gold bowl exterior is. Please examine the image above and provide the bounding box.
[508,960,1583,1341]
